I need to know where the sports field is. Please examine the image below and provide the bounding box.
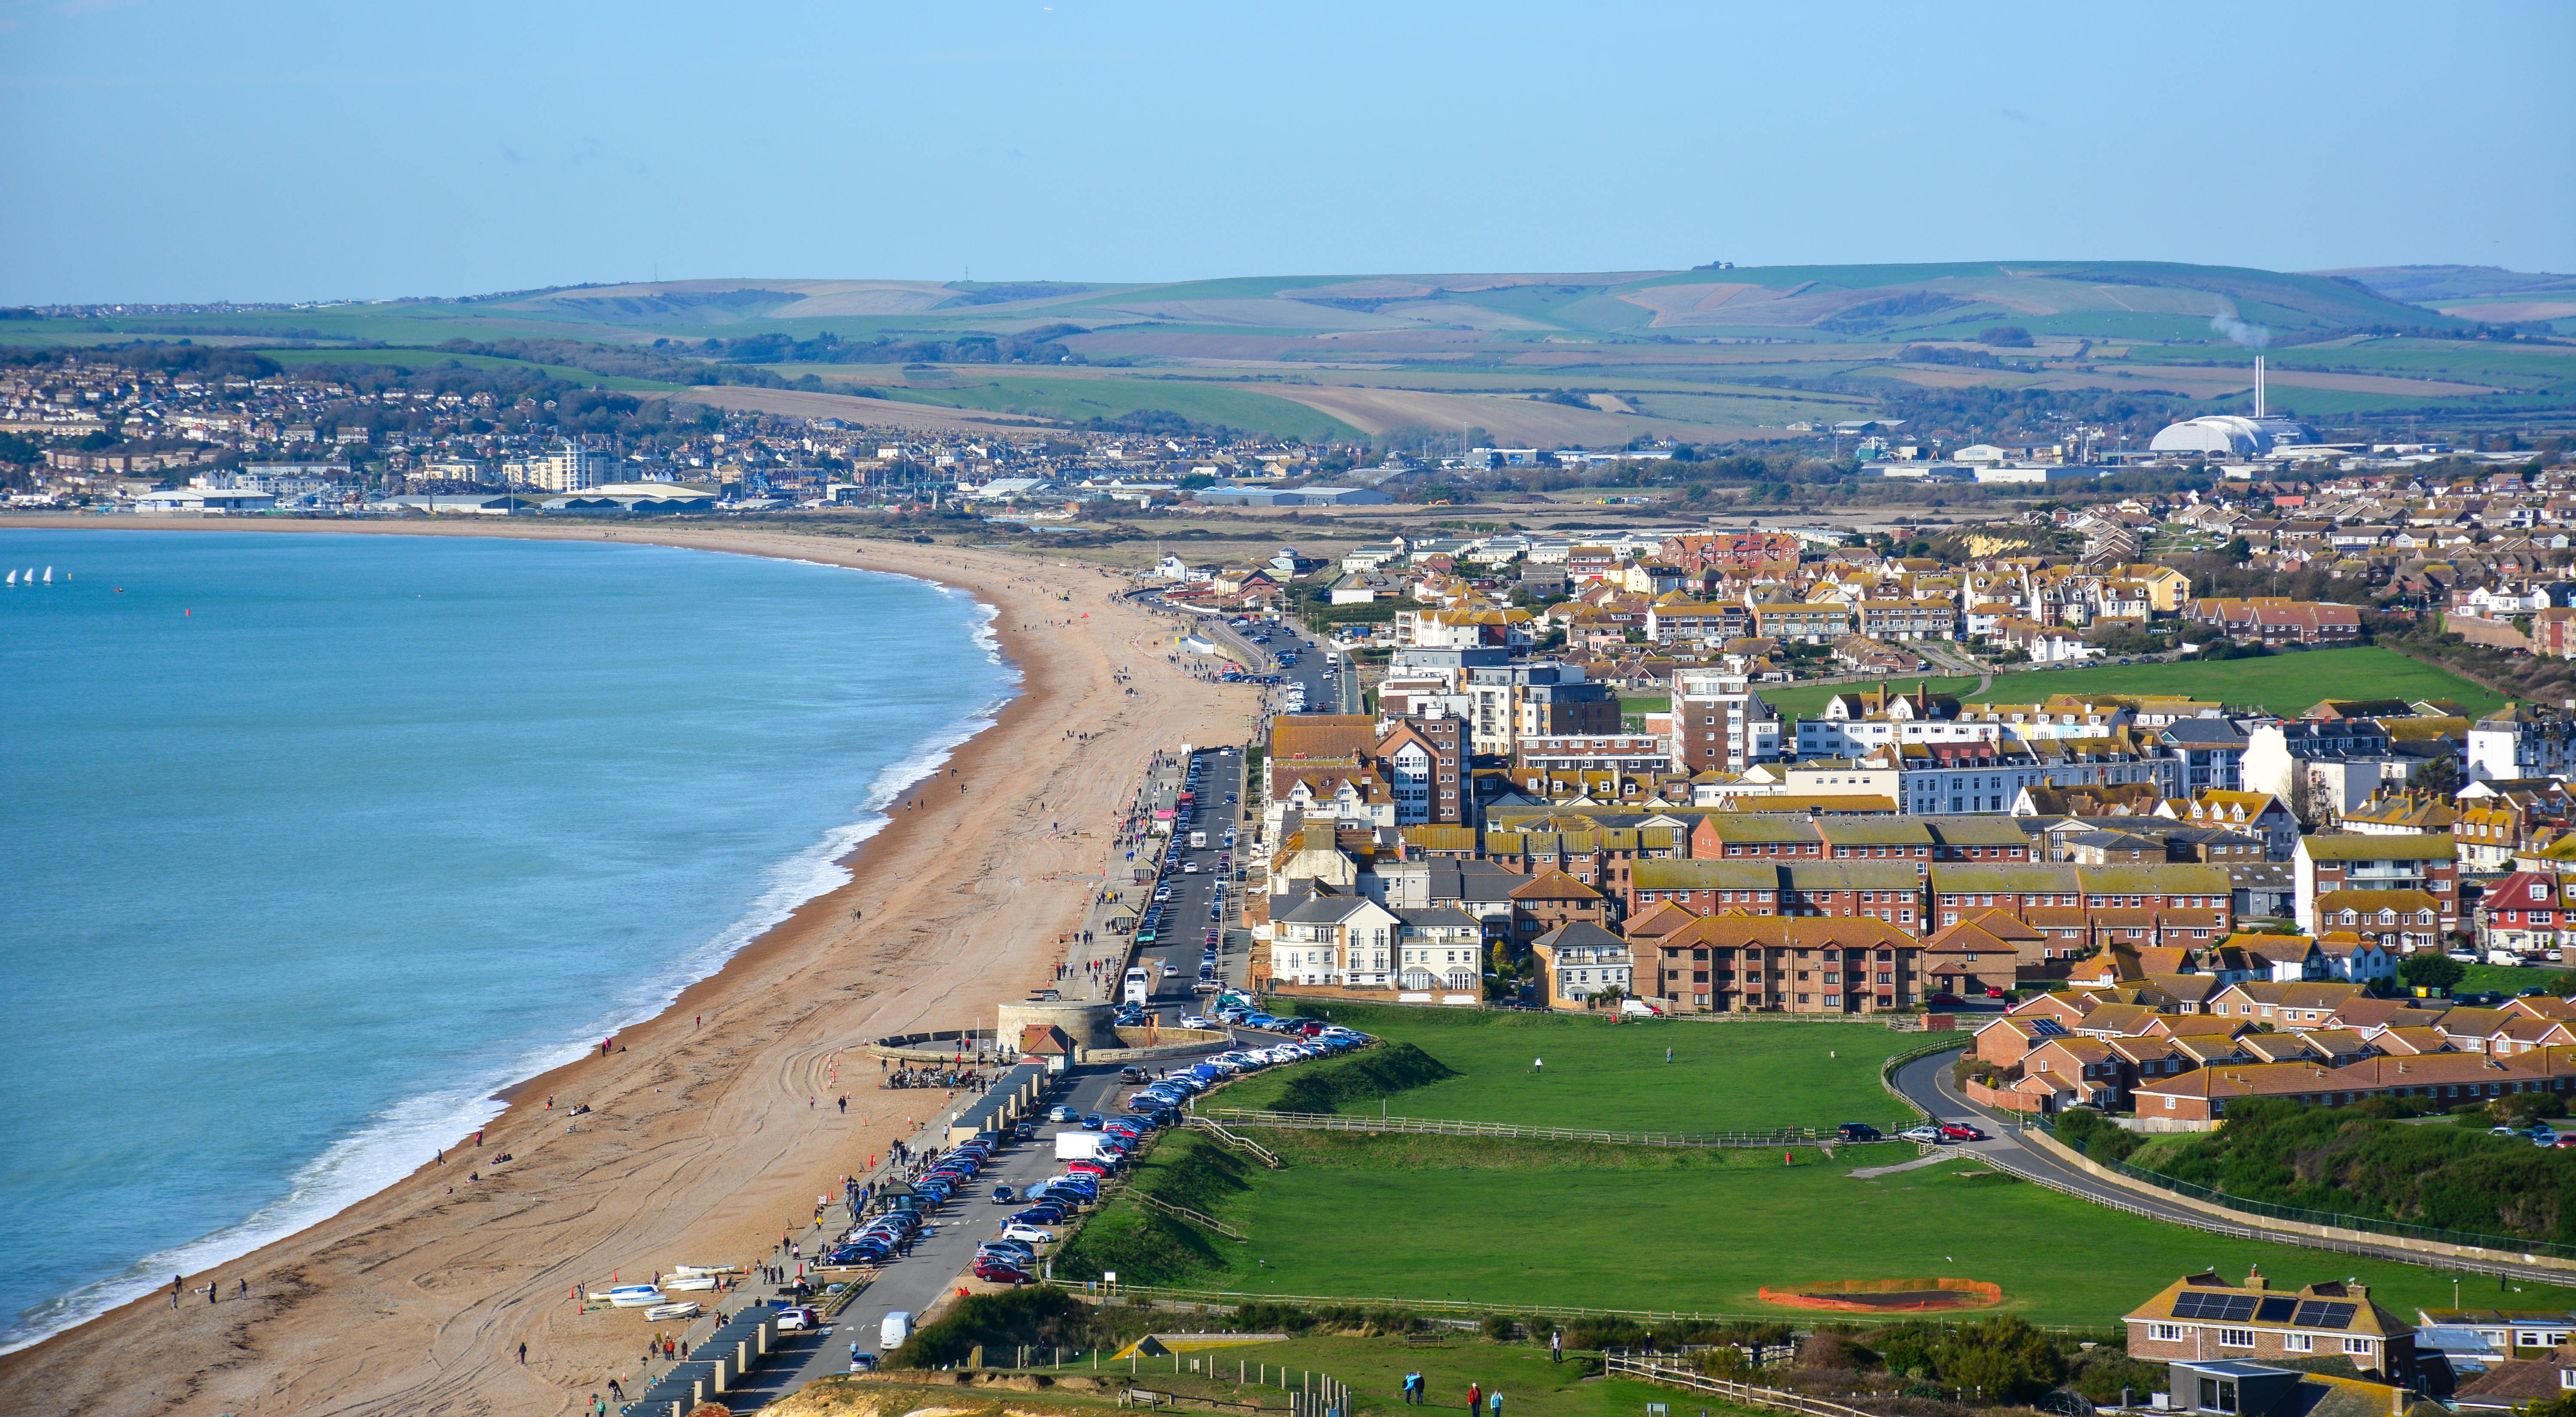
[1078,1130,2576,1325]
[1221,1003,1919,1133]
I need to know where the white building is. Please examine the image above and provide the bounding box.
[135,488,276,514]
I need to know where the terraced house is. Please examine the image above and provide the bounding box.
[1928,863,2236,949]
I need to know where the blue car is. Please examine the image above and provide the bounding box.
[990,1185,1016,1204]
[1081,1113,1105,1130]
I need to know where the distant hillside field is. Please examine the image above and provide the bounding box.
[26,258,2572,440]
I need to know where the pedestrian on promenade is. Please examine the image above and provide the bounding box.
[171,1274,182,1308]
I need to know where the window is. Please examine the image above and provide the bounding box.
[2283,1333,2313,1353]
[2152,1324,2183,1343]
[2344,1338,2375,1356]
[2218,1329,2255,1349]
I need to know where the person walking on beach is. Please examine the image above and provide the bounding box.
[517,1341,527,1364]
[172,1274,182,1308]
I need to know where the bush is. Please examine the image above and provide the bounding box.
[1226,1300,1317,1334]
[2399,955,2465,992]
[1267,1043,1458,1115]
[889,1286,1095,1368]
[1481,1312,1522,1342]
[2067,1349,2167,1404]
[2054,1107,2144,1164]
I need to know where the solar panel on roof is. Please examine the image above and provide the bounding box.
[2256,1296,2298,1324]
[2294,1301,2357,1329]
[2173,1292,2260,1322]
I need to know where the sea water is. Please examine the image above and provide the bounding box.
[0,527,1013,1351]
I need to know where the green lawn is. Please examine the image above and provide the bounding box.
[1754,649,2496,723]
[1222,1003,1920,1134]
[1970,648,2501,717]
[1036,1334,1694,1417]
[2455,961,2576,997]
[1761,677,1982,721]
[1080,1131,2576,1326]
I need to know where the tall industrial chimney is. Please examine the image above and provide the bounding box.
[2254,356,2266,420]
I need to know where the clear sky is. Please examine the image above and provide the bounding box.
[3,0,2570,304]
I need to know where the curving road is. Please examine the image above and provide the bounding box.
[1887,1049,2571,1284]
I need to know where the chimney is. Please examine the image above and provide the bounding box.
[2255,356,2267,420]
[2245,1265,2266,1290]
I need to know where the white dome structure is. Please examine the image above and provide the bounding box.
[2149,416,2315,458]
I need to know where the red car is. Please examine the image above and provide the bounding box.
[973,1261,1032,1285]
[1939,1123,1988,1142]
[1924,992,1967,1008]
[1065,1160,1110,1178]
[1984,987,2008,999]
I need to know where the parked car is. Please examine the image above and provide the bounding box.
[1047,1105,1077,1123]
[1000,1223,1055,1244]
[989,1186,1016,1204]
[1836,1123,1882,1143]
[776,1306,821,1332]
[1898,1125,1944,1144]
[1938,1123,1987,1142]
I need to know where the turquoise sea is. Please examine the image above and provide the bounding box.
[0,527,1013,1352]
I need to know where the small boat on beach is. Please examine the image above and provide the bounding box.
[594,1285,663,1307]
[661,1274,719,1292]
[645,1301,702,1322]
[667,1265,737,1279]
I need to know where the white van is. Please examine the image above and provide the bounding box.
[882,1310,913,1348]
[1122,967,1153,1005]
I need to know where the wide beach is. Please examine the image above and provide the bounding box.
[0,516,1258,1416]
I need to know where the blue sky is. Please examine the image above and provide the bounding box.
[2,0,2570,303]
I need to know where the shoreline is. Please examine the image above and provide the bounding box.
[0,515,1256,1415]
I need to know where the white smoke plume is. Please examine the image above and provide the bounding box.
[2210,314,2272,349]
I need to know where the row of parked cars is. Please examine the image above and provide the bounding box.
[821,1134,1009,1268]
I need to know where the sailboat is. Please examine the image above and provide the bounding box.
[43,567,52,582]
[5,570,15,586]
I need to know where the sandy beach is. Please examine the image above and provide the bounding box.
[0,517,1258,1416]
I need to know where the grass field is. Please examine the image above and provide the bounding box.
[1034,1334,1685,1417]
[2456,961,2576,996]
[1756,649,2494,723]
[1760,677,1983,721]
[1219,1003,1919,1134]
[249,346,686,391]
[769,369,1363,441]
[1076,1129,2576,1325]
[1967,648,2501,717]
